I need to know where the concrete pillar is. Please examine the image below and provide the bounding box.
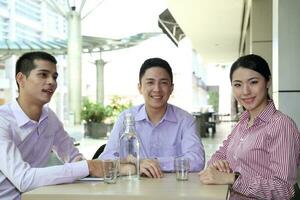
[67,10,82,124]
[251,0,272,67]
[96,59,105,104]
[237,0,273,117]
[273,0,300,127]
[5,57,16,101]
[250,0,273,99]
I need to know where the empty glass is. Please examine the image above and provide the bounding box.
[174,157,190,181]
[103,159,118,184]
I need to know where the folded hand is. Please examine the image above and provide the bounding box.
[198,166,234,185]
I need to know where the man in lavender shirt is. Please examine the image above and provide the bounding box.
[0,52,104,200]
[100,58,205,178]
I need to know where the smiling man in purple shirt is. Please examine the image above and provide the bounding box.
[100,57,205,178]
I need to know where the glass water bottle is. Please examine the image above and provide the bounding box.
[119,112,140,180]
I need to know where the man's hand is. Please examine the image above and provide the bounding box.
[119,163,137,175]
[140,159,163,178]
[210,160,232,173]
[87,160,104,177]
[198,166,235,185]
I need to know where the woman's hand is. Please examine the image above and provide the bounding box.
[198,166,235,185]
[210,160,232,173]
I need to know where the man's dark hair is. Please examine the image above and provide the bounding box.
[139,58,173,83]
[15,51,57,88]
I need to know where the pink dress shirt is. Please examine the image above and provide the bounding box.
[208,100,300,199]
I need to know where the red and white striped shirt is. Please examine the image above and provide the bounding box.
[208,100,300,199]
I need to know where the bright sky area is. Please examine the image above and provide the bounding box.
[69,0,231,114]
[81,0,167,38]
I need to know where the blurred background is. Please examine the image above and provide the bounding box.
[0,0,299,160]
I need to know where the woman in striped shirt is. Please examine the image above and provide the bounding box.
[199,54,300,199]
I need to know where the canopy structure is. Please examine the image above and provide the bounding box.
[0,32,161,60]
[158,9,185,47]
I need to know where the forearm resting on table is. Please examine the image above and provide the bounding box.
[87,158,137,177]
[87,160,104,177]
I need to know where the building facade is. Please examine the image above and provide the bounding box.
[0,0,68,120]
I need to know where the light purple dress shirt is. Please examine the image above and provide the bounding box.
[0,100,89,200]
[99,104,205,172]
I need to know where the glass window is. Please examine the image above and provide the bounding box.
[15,0,41,22]
[0,0,8,7]
[15,23,41,41]
[0,17,8,39]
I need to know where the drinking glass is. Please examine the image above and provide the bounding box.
[174,156,190,181]
[103,159,118,184]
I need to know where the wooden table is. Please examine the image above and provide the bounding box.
[22,173,228,200]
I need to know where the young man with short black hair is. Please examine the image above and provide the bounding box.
[0,51,103,200]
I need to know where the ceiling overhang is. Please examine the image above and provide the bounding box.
[165,0,244,63]
[0,32,161,60]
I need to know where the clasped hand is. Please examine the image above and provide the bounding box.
[198,160,235,185]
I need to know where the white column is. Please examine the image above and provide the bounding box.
[273,0,300,127]
[251,0,272,66]
[251,0,273,96]
[96,59,105,104]
[67,10,82,124]
[5,57,17,100]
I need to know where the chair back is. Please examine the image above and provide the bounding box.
[92,144,106,159]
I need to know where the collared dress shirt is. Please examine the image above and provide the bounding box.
[208,100,300,200]
[100,104,205,172]
[0,100,89,200]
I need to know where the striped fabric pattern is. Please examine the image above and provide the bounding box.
[208,101,300,199]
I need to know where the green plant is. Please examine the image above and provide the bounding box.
[80,96,132,124]
[80,99,109,123]
[105,95,132,123]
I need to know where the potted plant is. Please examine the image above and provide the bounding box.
[80,99,110,138]
[105,95,133,124]
[81,96,132,139]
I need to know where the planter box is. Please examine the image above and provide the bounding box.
[84,122,113,139]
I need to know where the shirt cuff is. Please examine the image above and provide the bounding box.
[68,160,89,178]
[156,157,174,172]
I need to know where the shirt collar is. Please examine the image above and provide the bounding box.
[11,99,49,127]
[164,104,178,123]
[256,100,276,122]
[135,104,177,123]
[239,100,276,123]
